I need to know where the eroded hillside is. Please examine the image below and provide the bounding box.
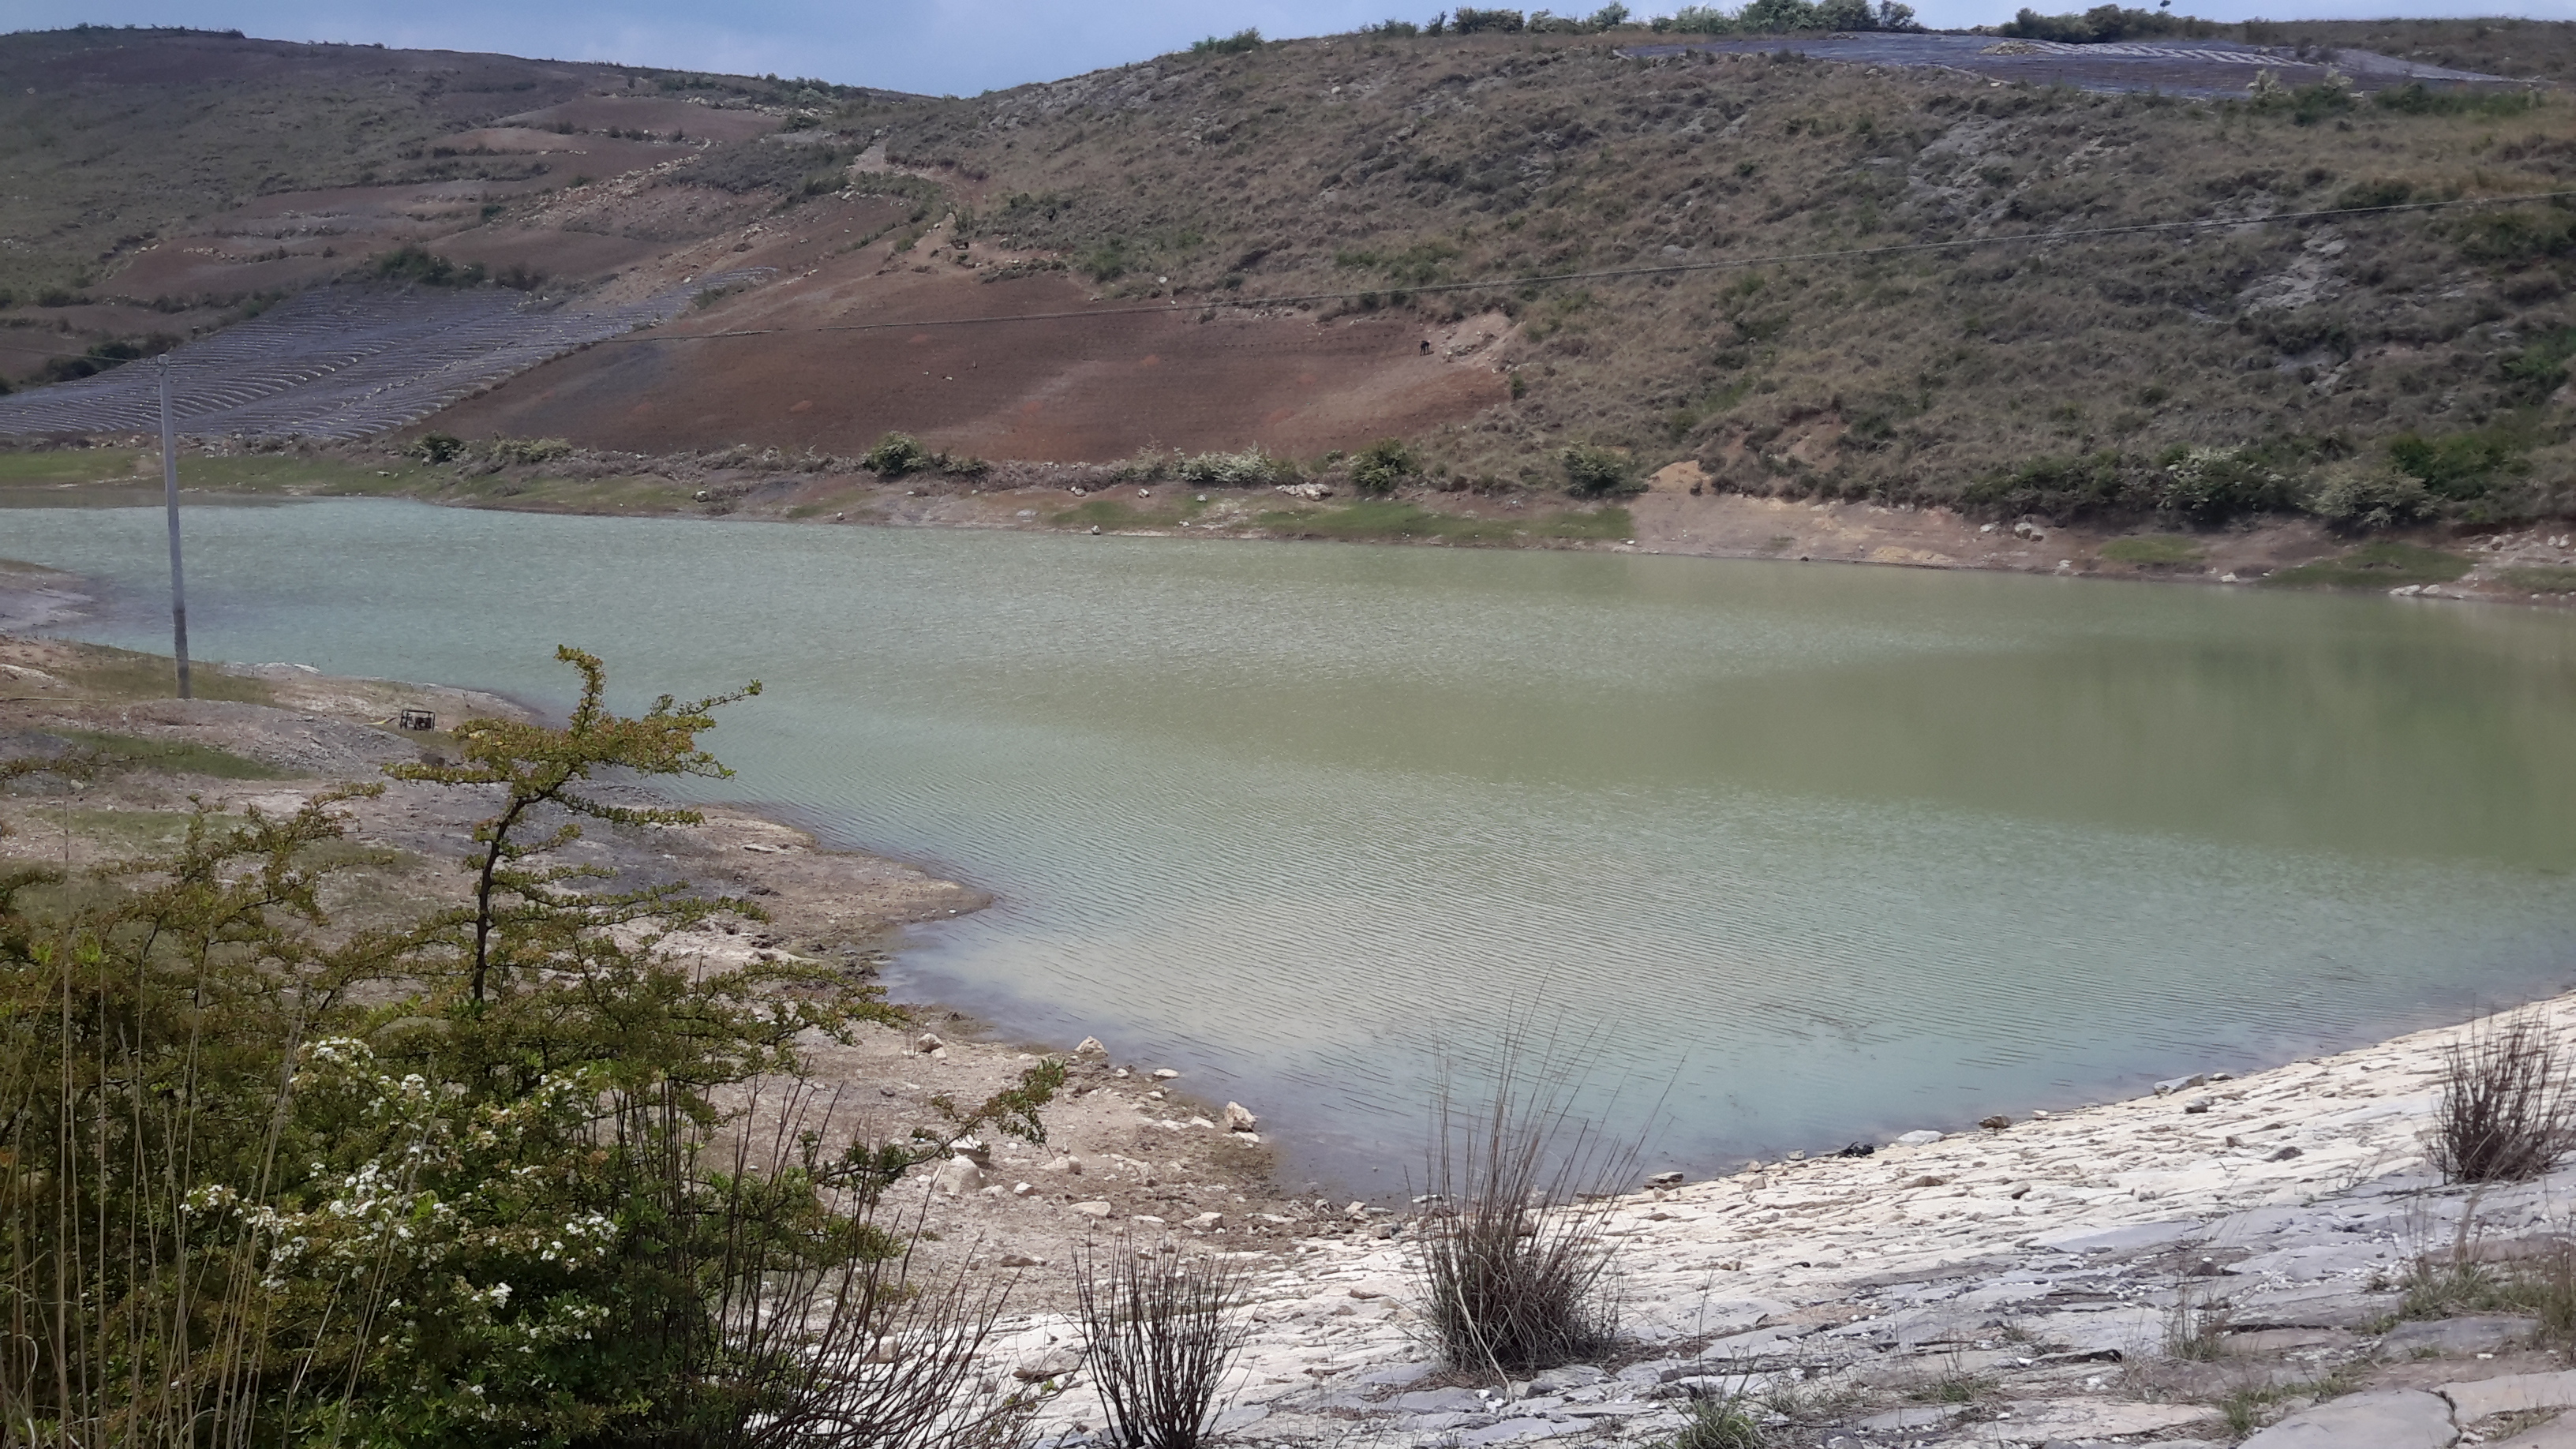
[829,21,2576,521]
[9,21,2576,529]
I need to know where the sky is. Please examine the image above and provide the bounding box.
[11,0,2575,95]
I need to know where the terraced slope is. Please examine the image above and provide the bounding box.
[0,273,763,440]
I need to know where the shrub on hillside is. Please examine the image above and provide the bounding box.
[2503,327,2576,401]
[1559,444,1641,498]
[37,338,155,384]
[2307,466,2435,532]
[484,436,573,466]
[1178,444,1295,485]
[1661,0,1916,36]
[1190,28,1264,54]
[1350,438,1419,496]
[1452,7,1527,33]
[2390,430,2519,502]
[2158,446,2298,525]
[1958,451,2127,522]
[2457,205,2576,266]
[1993,3,2215,42]
[410,432,466,464]
[866,431,935,476]
[370,245,487,288]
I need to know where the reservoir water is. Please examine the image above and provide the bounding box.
[11,497,2576,1186]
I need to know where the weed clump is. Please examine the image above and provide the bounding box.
[2428,1009,2576,1185]
[1412,1043,1632,1376]
[1664,1388,1765,1448]
[1073,1239,1252,1449]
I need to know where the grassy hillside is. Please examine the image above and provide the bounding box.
[822,20,2576,526]
[0,26,889,301]
[0,26,912,387]
[7,20,2576,533]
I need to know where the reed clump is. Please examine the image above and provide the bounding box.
[1073,1236,1252,1449]
[1411,1040,1638,1376]
[2428,1008,2576,1185]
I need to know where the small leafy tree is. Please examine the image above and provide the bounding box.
[410,432,466,463]
[2308,466,2435,533]
[1,650,1066,1447]
[1349,438,1418,496]
[2159,445,2297,525]
[1559,444,1641,499]
[865,431,935,476]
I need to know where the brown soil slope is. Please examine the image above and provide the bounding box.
[432,221,1511,460]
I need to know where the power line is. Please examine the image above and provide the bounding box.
[593,187,2576,344]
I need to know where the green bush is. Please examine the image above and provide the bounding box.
[1994,3,2213,41]
[1178,444,1295,485]
[2337,178,2415,211]
[1350,438,1418,496]
[1664,1391,1765,1449]
[1959,451,2125,522]
[2389,431,2518,501]
[1190,28,1264,53]
[1452,7,1527,32]
[1559,444,1641,499]
[2308,466,2435,531]
[484,436,573,466]
[410,432,466,464]
[2504,328,2576,400]
[0,651,1065,1447]
[865,430,935,476]
[2158,445,2297,525]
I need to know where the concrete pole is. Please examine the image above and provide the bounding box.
[158,356,191,699]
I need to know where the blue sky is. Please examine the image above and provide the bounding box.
[13,0,2574,95]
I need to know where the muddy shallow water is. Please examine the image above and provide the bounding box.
[12,496,2576,1189]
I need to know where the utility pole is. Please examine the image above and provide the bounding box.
[158,355,191,698]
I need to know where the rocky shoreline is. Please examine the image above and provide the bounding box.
[17,562,2576,1446]
[979,990,2576,1447]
